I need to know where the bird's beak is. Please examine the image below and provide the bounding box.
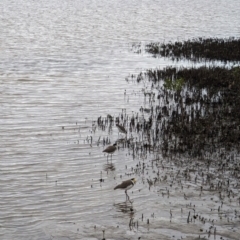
[134,178,137,184]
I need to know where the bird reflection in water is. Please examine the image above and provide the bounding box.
[103,163,116,172]
[114,202,134,214]
[114,202,136,230]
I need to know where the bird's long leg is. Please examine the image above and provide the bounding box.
[125,190,132,203]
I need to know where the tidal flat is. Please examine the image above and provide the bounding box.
[91,38,240,240]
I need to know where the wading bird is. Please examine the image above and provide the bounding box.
[103,143,117,160]
[114,178,136,203]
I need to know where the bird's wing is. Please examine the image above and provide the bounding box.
[114,179,131,190]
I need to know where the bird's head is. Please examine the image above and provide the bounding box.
[131,178,137,184]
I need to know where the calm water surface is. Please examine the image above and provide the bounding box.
[0,0,240,239]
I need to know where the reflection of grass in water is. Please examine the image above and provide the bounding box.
[164,77,185,91]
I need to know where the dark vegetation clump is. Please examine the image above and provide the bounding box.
[132,65,240,158]
[145,37,240,62]
[128,38,240,158]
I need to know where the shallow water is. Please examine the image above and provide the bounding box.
[0,0,240,239]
